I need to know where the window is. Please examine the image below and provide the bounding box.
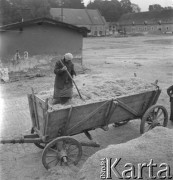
[94,31,97,36]
[99,31,102,36]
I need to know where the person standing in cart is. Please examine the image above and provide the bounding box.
[52,53,76,105]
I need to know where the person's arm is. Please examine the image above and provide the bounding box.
[54,61,66,75]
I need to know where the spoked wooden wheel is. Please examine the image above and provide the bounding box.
[140,105,168,134]
[42,136,82,170]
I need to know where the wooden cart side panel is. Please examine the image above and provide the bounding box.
[46,90,155,139]
[46,101,107,139]
[35,95,46,110]
[34,96,46,136]
[110,91,153,122]
[139,89,161,116]
[116,91,154,107]
[149,89,161,106]
[69,90,154,135]
[46,108,69,139]
[27,94,36,128]
[67,101,110,135]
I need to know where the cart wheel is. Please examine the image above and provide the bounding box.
[140,105,168,134]
[42,136,82,170]
[113,120,129,127]
[31,129,46,149]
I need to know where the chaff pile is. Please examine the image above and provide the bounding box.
[37,74,154,109]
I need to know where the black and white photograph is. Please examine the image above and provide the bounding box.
[0,0,173,179]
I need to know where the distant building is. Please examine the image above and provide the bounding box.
[0,17,88,72]
[107,22,118,35]
[118,10,173,34]
[50,8,107,36]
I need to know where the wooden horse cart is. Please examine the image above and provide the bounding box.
[0,86,168,169]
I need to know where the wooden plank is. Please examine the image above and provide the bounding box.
[140,89,161,116]
[103,99,115,126]
[46,101,109,139]
[109,91,155,123]
[68,102,110,135]
[66,101,109,135]
[44,112,50,138]
[28,94,48,137]
[31,89,39,130]
[116,91,154,105]
[27,94,36,128]
[150,89,161,106]
[63,106,73,135]
[43,99,49,136]
[46,100,106,139]
[116,99,139,116]
[101,102,117,131]
[35,98,46,136]
[34,95,46,109]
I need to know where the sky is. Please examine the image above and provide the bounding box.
[83,0,173,12]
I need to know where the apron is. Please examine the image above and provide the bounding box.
[53,85,73,98]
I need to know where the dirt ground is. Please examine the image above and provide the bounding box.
[0,35,173,180]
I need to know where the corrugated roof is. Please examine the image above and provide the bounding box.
[0,17,89,35]
[50,8,106,26]
[86,9,105,25]
[119,10,173,25]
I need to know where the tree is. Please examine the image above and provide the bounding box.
[50,0,85,9]
[120,0,133,14]
[87,0,122,22]
[164,6,173,10]
[149,4,163,11]
[48,0,62,7]
[87,0,102,10]
[29,0,51,18]
[131,3,141,13]
[0,0,51,25]
[0,0,22,24]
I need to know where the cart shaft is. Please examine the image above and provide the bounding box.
[0,138,42,144]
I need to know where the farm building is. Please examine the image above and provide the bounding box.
[50,8,107,36]
[107,22,118,35]
[0,17,88,73]
[118,9,173,34]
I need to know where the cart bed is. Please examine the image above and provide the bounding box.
[28,88,161,140]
